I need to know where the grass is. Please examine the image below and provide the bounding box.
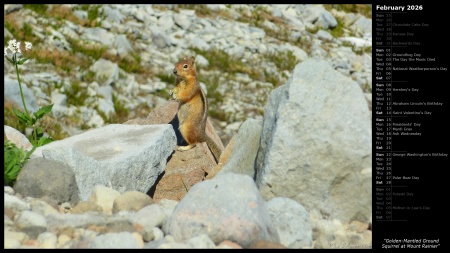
[65,80,89,107]
[323,4,372,18]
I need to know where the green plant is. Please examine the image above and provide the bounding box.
[4,39,55,186]
[4,140,35,186]
[4,39,55,147]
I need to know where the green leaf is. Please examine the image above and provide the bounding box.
[37,136,54,147]
[13,107,31,124]
[17,57,29,65]
[33,104,53,120]
[4,140,27,185]
[5,55,15,64]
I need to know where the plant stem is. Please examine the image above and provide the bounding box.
[15,63,31,120]
[14,60,37,144]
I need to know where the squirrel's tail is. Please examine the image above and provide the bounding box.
[205,136,223,164]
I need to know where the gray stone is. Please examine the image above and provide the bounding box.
[73,10,88,20]
[4,76,39,113]
[102,5,125,23]
[30,199,60,216]
[37,232,58,248]
[89,185,121,214]
[113,191,154,213]
[14,210,47,229]
[255,59,372,223]
[157,13,175,31]
[88,232,141,248]
[4,125,32,151]
[89,58,119,86]
[30,124,176,201]
[149,26,172,49]
[14,157,80,205]
[129,204,167,228]
[316,30,334,42]
[266,197,312,248]
[350,16,372,36]
[4,186,15,195]
[187,233,216,249]
[218,119,262,178]
[4,231,29,249]
[46,212,129,230]
[141,226,164,242]
[164,173,279,248]
[71,201,103,214]
[301,5,337,29]
[114,34,134,57]
[173,11,194,30]
[51,90,67,106]
[4,193,30,213]
[158,198,178,218]
[81,27,115,47]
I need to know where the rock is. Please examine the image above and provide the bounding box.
[89,58,119,86]
[140,227,164,242]
[157,198,179,218]
[14,157,80,205]
[4,231,29,249]
[4,125,33,151]
[248,240,287,249]
[266,197,312,248]
[88,232,142,248]
[46,212,129,231]
[71,201,103,214]
[216,240,243,249]
[299,5,337,29]
[255,59,371,223]
[14,210,47,229]
[4,186,15,195]
[113,191,154,213]
[114,34,134,58]
[157,242,192,249]
[128,204,167,229]
[126,101,223,201]
[81,27,115,47]
[163,173,279,248]
[89,185,121,214]
[217,118,262,178]
[4,76,39,113]
[4,193,31,213]
[5,207,15,220]
[30,124,176,201]
[186,233,216,249]
[30,198,60,217]
[37,232,58,248]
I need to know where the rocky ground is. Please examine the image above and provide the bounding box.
[4,4,373,249]
[4,4,372,146]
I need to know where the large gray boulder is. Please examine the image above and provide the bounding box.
[163,173,280,248]
[266,197,312,248]
[255,59,371,223]
[30,124,176,201]
[218,118,262,178]
[14,158,80,205]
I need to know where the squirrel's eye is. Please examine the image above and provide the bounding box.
[183,64,188,69]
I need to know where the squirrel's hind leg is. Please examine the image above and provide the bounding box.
[178,144,196,151]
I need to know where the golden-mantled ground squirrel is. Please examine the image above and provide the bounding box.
[171,56,222,163]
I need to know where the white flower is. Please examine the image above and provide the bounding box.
[7,39,17,54]
[16,41,21,54]
[4,47,7,56]
[25,41,32,51]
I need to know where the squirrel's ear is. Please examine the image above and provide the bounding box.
[189,56,196,63]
